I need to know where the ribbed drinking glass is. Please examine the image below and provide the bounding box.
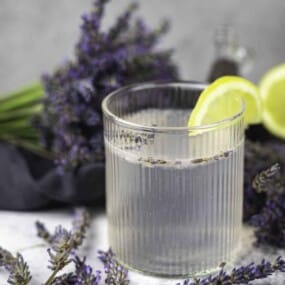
[102,82,245,277]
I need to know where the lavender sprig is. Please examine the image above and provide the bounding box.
[250,164,285,247]
[35,208,91,285]
[73,256,101,285]
[37,0,178,171]
[35,208,90,248]
[252,163,282,194]
[71,207,91,249]
[0,246,15,268]
[177,256,285,285]
[0,248,31,285]
[35,221,53,244]
[51,256,101,285]
[7,254,32,285]
[98,248,129,285]
[108,3,138,40]
[251,196,285,247]
[243,139,281,221]
[50,272,77,285]
[46,226,73,271]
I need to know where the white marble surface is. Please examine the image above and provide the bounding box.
[1,209,285,284]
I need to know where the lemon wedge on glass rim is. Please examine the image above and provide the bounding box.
[188,76,262,128]
[259,63,285,139]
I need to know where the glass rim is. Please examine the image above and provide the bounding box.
[102,81,245,133]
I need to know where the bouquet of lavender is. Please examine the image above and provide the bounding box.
[0,0,177,172]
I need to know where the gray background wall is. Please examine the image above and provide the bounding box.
[0,0,285,93]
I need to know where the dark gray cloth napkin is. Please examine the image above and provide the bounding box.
[0,142,105,210]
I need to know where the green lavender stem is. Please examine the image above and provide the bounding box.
[0,83,43,130]
[44,266,62,285]
[0,104,42,122]
[0,82,42,99]
[0,130,38,139]
[0,119,35,131]
[0,82,43,112]
[0,82,50,158]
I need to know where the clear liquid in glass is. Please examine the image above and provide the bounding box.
[105,109,244,277]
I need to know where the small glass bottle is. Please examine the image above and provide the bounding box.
[207,25,254,82]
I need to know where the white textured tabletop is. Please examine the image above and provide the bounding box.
[0,209,285,284]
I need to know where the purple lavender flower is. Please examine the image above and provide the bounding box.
[7,253,32,285]
[35,208,92,284]
[98,248,129,285]
[36,0,178,170]
[47,226,73,271]
[252,163,282,194]
[35,221,53,244]
[245,158,285,247]
[251,196,285,247]
[177,256,285,285]
[71,207,91,249]
[0,248,31,285]
[51,273,78,285]
[243,140,282,221]
[49,256,101,285]
[73,256,101,285]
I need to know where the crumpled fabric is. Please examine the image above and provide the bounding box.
[0,142,105,210]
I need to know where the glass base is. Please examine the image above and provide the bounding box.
[115,241,244,279]
[116,257,226,279]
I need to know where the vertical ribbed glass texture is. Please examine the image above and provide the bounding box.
[102,82,245,277]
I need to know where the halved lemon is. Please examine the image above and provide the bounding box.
[259,64,285,139]
[188,76,262,127]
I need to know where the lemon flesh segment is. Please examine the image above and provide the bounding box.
[259,64,285,139]
[188,76,261,127]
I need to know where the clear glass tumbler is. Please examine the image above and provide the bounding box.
[102,82,245,277]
